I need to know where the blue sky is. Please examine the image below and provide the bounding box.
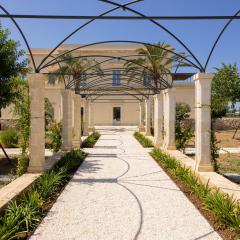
[0,0,240,72]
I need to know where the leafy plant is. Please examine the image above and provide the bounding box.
[151,148,240,235]
[45,98,54,129]
[0,149,87,240]
[54,150,87,173]
[81,131,100,148]
[175,103,194,152]
[134,132,153,148]
[210,125,220,172]
[14,83,30,176]
[36,168,67,200]
[47,121,62,152]
[0,129,18,148]
[0,24,28,110]
[124,42,188,89]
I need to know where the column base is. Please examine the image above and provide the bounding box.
[145,131,151,136]
[154,139,163,148]
[72,140,81,148]
[138,126,145,132]
[88,126,95,132]
[61,145,73,151]
[28,165,45,173]
[83,131,89,136]
[197,164,213,172]
[164,145,176,150]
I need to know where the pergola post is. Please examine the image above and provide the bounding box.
[28,73,45,173]
[88,102,95,132]
[83,100,89,136]
[61,90,73,150]
[72,95,82,148]
[154,93,164,147]
[163,88,176,150]
[194,73,213,172]
[145,99,151,136]
[138,101,145,132]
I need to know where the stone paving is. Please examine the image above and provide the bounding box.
[30,126,222,240]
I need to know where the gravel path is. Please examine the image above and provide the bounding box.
[30,126,222,240]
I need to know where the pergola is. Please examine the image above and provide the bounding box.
[1,0,239,173]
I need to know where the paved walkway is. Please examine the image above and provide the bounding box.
[31,126,222,240]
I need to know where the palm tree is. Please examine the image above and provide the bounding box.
[51,53,103,94]
[124,42,187,90]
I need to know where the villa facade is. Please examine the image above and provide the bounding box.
[0,44,195,128]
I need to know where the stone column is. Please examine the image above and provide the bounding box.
[28,73,45,173]
[138,101,145,132]
[88,102,95,132]
[72,95,82,148]
[83,100,89,136]
[145,99,151,136]
[154,93,164,147]
[163,88,176,150]
[194,73,213,172]
[62,90,73,150]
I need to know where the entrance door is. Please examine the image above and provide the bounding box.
[113,107,121,125]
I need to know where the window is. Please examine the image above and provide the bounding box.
[80,73,87,87]
[112,70,121,86]
[48,74,56,85]
[143,72,151,86]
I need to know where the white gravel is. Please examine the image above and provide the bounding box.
[30,126,222,240]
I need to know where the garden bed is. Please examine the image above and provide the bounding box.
[151,148,240,240]
[134,132,153,148]
[81,132,101,148]
[0,149,88,240]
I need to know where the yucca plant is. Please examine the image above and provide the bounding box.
[36,169,67,200]
[151,148,240,235]
[81,132,100,148]
[134,132,153,148]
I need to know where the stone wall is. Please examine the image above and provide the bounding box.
[213,118,240,130]
[182,118,240,131]
[0,119,18,130]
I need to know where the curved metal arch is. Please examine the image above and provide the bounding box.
[40,41,202,72]
[66,67,161,90]
[87,90,144,101]
[71,76,159,93]
[80,82,152,97]
[204,9,240,70]
[0,5,37,72]
[65,66,170,91]
[36,0,143,72]
[85,86,149,101]
[43,52,193,93]
[99,0,204,71]
[70,79,156,95]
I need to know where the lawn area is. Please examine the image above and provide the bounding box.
[217,153,240,174]
[0,156,17,175]
[215,130,240,148]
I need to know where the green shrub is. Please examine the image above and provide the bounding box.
[54,150,87,173]
[175,103,194,152]
[151,148,240,235]
[134,132,153,148]
[81,131,100,148]
[0,129,18,148]
[0,149,87,239]
[36,168,67,200]
[47,122,62,152]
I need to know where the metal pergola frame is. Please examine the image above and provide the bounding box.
[1,0,239,99]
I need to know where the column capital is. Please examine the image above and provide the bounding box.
[162,87,175,95]
[153,93,163,101]
[193,73,213,81]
